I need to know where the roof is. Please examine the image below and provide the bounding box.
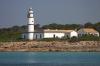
[43,29,74,33]
[24,29,76,33]
[82,28,99,33]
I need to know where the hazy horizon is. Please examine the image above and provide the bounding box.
[0,0,100,28]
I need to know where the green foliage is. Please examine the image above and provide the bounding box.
[39,38,60,41]
[42,23,63,29]
[42,23,82,30]
[68,36,79,42]
[0,32,21,42]
[60,36,69,40]
[39,35,100,42]
[84,22,94,28]
[94,22,100,33]
[79,35,100,41]
[0,26,23,42]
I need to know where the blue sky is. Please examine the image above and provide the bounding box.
[0,0,100,28]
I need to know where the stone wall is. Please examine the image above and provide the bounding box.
[0,41,100,51]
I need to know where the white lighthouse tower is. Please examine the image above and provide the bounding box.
[27,7,34,40]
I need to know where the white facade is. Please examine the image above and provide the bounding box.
[27,8,35,40]
[44,33,65,38]
[43,31,78,39]
[34,33,44,39]
[70,31,78,37]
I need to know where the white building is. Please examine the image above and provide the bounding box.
[22,8,78,40]
[77,28,99,37]
[43,29,78,38]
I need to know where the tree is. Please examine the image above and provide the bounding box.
[34,24,41,29]
[94,22,100,33]
[42,23,60,29]
[84,22,94,28]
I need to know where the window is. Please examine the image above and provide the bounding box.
[40,34,42,39]
[24,35,25,39]
[36,34,37,39]
[53,34,55,38]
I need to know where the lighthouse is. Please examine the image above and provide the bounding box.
[21,7,79,40]
[27,7,34,40]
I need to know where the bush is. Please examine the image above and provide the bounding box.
[68,36,79,42]
[61,36,69,40]
[79,35,100,41]
[38,38,60,41]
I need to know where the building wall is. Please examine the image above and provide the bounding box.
[22,31,78,40]
[44,33,65,38]
[21,33,28,39]
[70,31,78,37]
[96,33,99,36]
[78,29,99,37]
[34,33,44,39]
[78,29,88,36]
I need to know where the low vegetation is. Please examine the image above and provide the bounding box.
[0,22,100,42]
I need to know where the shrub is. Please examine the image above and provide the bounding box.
[68,36,79,42]
[61,36,69,40]
[79,35,100,41]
